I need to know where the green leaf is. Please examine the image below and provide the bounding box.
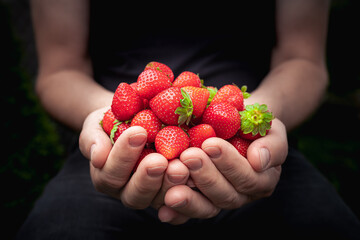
[175,89,194,125]
[263,112,275,122]
[110,120,121,144]
[241,85,251,99]
[259,123,267,136]
[206,86,218,106]
[258,104,268,112]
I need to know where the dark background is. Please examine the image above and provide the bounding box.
[1,0,359,239]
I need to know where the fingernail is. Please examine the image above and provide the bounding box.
[183,158,202,171]
[171,199,187,208]
[259,148,270,170]
[204,146,221,158]
[129,133,147,147]
[168,174,187,184]
[147,166,166,177]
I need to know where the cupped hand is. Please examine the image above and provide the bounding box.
[159,118,288,224]
[79,107,169,209]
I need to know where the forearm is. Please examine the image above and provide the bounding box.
[245,58,328,131]
[36,70,113,131]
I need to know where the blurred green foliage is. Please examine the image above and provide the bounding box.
[1,2,65,238]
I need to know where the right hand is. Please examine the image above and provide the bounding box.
[79,107,171,209]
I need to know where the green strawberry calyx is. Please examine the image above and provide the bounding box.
[110,119,122,144]
[175,89,193,126]
[109,119,131,144]
[240,103,274,137]
[205,86,218,106]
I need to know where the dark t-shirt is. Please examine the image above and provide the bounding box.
[88,1,276,92]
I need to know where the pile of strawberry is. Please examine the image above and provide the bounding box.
[101,62,274,168]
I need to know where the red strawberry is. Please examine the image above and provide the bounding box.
[129,82,137,90]
[182,86,209,118]
[133,147,157,172]
[239,103,274,140]
[175,87,210,125]
[111,82,144,121]
[101,109,117,136]
[211,85,250,111]
[130,82,149,109]
[228,136,252,158]
[155,126,190,160]
[173,71,201,88]
[130,109,162,143]
[188,124,216,148]
[201,102,241,139]
[101,109,131,144]
[149,87,183,125]
[137,69,172,100]
[144,61,174,82]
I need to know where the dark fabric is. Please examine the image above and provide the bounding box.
[16,147,360,239]
[88,1,276,92]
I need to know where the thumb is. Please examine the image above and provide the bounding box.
[79,107,112,169]
[246,119,288,172]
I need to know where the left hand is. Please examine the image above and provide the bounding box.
[158,118,288,224]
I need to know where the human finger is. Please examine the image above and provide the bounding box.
[102,126,147,178]
[202,137,281,197]
[180,147,247,209]
[120,152,168,209]
[90,126,147,197]
[152,159,190,210]
[246,118,288,172]
[157,205,190,225]
[164,185,220,219]
[79,107,112,168]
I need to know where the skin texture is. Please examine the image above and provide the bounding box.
[31,0,329,225]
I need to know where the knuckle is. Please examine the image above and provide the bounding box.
[133,179,157,196]
[233,169,257,193]
[92,171,125,197]
[197,176,218,191]
[248,181,273,197]
[121,196,137,209]
[215,192,244,209]
[204,206,221,219]
[121,180,160,210]
[121,192,149,210]
[249,171,280,198]
[261,177,279,197]
[121,196,144,209]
